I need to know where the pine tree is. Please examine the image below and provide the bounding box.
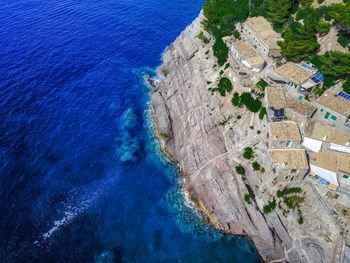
[264,0,291,27]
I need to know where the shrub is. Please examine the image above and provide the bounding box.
[259,107,267,120]
[283,195,305,210]
[233,30,241,39]
[256,79,268,91]
[263,198,277,214]
[235,165,246,175]
[231,92,241,107]
[297,208,304,224]
[252,161,261,171]
[196,31,209,43]
[210,77,233,96]
[243,147,254,159]
[277,187,302,198]
[244,193,252,204]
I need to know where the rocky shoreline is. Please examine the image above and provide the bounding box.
[151,12,344,263]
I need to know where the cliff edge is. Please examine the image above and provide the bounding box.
[151,13,345,263]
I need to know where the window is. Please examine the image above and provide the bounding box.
[290,169,297,174]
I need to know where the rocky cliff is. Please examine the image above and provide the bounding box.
[151,13,345,263]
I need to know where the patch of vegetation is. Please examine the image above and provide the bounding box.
[209,77,233,96]
[263,198,277,214]
[213,37,229,66]
[196,31,209,43]
[231,92,242,107]
[297,208,304,224]
[258,107,267,120]
[203,0,249,38]
[244,192,253,204]
[343,78,350,94]
[337,31,350,48]
[263,0,291,29]
[277,187,302,198]
[219,114,233,126]
[240,92,262,113]
[207,80,212,84]
[252,161,261,171]
[233,30,241,39]
[278,21,320,62]
[328,3,350,28]
[235,165,246,175]
[224,62,230,70]
[256,79,269,91]
[283,195,305,210]
[315,20,330,35]
[243,147,254,160]
[310,51,350,80]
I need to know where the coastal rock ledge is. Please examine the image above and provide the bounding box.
[151,13,343,263]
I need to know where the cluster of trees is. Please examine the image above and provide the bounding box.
[310,51,350,79]
[209,77,233,96]
[231,92,262,113]
[203,0,249,37]
[203,0,249,65]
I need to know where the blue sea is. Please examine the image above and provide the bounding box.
[0,1,262,262]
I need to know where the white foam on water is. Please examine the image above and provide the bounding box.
[36,174,118,245]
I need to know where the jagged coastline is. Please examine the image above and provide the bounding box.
[151,12,345,263]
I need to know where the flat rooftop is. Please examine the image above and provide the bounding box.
[311,151,350,174]
[245,16,280,49]
[275,62,314,85]
[306,121,350,147]
[316,90,350,117]
[269,121,301,141]
[286,97,316,116]
[269,149,309,169]
[266,87,286,109]
[232,40,265,66]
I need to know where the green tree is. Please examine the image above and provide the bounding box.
[264,0,291,27]
[310,51,350,79]
[240,92,262,112]
[252,161,261,171]
[278,22,320,61]
[231,92,241,107]
[315,21,330,35]
[213,37,228,66]
[235,165,246,175]
[243,147,254,159]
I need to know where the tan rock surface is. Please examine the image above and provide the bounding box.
[151,13,345,263]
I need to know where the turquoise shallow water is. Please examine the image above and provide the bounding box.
[0,0,262,262]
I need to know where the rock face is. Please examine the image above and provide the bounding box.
[151,13,345,263]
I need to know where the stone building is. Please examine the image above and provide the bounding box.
[268,121,302,148]
[242,16,282,58]
[304,121,350,154]
[224,38,266,72]
[313,90,350,130]
[310,150,350,191]
[268,62,322,92]
[268,149,309,185]
[265,87,286,122]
